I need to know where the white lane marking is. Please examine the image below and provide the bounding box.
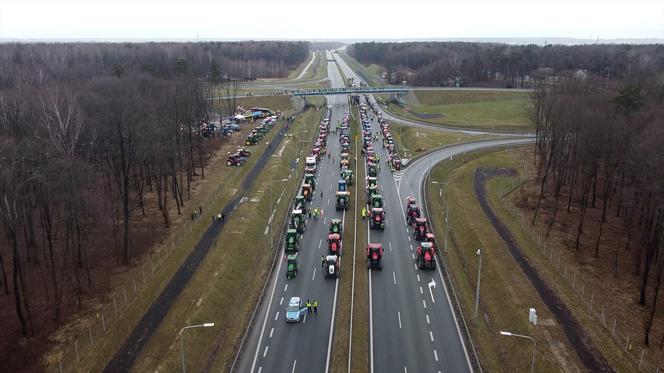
[404,367,407,373]
[426,314,430,324]
[263,345,269,358]
[392,271,397,285]
[280,297,284,305]
[419,286,423,295]
[409,244,413,251]
[408,236,411,242]
[319,239,322,249]
[414,263,418,270]
[292,360,297,373]
[258,367,262,373]
[417,274,421,282]
[324,217,327,224]
[284,284,288,292]
[428,279,437,303]
[269,327,274,338]
[386,220,388,228]
[327,198,330,206]
[397,311,402,329]
[430,331,435,342]
[389,242,392,252]
[422,299,427,309]
[303,312,307,323]
[411,253,415,260]
[274,312,279,321]
[434,349,439,362]
[312,267,317,281]
[405,228,409,234]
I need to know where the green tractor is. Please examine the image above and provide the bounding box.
[336,191,350,211]
[329,219,343,235]
[341,169,353,185]
[304,173,317,190]
[286,254,298,279]
[294,195,307,215]
[370,194,384,209]
[245,132,260,146]
[284,229,300,253]
[366,176,377,188]
[366,185,378,203]
[290,209,307,234]
[368,162,378,177]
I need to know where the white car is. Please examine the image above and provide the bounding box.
[285,297,304,322]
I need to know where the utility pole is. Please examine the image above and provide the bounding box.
[444,182,450,253]
[474,248,482,319]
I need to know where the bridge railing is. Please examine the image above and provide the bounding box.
[291,86,407,96]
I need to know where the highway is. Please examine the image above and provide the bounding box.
[338,52,535,373]
[233,50,351,373]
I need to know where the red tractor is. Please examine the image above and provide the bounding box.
[226,153,245,167]
[328,233,342,256]
[414,217,428,241]
[369,208,385,230]
[425,233,437,251]
[406,200,421,225]
[416,242,436,270]
[366,243,383,270]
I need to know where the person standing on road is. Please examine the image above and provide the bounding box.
[313,300,318,314]
[321,255,325,268]
[361,207,366,221]
[306,300,312,314]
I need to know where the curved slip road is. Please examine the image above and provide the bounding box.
[232,50,350,373]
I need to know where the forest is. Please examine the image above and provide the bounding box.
[530,66,664,346]
[0,41,309,367]
[348,42,664,87]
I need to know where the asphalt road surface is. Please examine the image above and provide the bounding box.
[233,50,350,373]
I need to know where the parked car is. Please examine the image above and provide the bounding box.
[285,296,304,322]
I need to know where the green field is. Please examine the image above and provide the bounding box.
[380,90,532,131]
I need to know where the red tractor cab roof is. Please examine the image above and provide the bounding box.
[328,233,340,241]
[415,217,428,224]
[367,243,382,250]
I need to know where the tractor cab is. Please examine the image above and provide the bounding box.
[286,254,298,279]
[340,152,350,162]
[416,242,436,270]
[370,194,384,209]
[369,208,385,230]
[341,142,351,153]
[366,243,383,270]
[311,147,321,161]
[367,177,378,189]
[341,169,354,185]
[294,195,307,215]
[414,217,428,241]
[245,133,259,146]
[406,203,421,225]
[237,147,251,158]
[291,209,307,234]
[340,159,350,170]
[338,180,347,192]
[368,163,378,177]
[336,191,350,211]
[284,229,300,253]
[328,233,342,256]
[325,255,340,278]
[329,219,343,235]
[305,174,317,190]
[302,184,313,201]
[425,233,437,251]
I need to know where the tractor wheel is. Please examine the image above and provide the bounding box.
[417,258,424,269]
[226,161,232,166]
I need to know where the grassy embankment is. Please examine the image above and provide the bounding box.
[388,122,492,159]
[425,147,634,372]
[70,95,300,372]
[337,51,384,86]
[378,90,532,131]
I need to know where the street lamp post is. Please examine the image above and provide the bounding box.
[474,248,482,319]
[179,323,215,373]
[500,331,536,373]
[431,180,450,253]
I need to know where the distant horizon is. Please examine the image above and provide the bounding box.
[1,36,663,46]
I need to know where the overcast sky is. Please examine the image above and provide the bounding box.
[0,0,662,41]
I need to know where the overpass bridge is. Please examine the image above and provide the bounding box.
[291,86,407,97]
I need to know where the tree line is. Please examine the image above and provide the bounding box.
[348,42,664,87]
[0,40,309,351]
[530,66,664,346]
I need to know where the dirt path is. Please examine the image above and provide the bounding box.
[473,167,613,372]
[102,113,303,372]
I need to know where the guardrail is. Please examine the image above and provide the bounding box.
[291,87,407,97]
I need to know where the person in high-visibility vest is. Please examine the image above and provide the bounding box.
[361,207,367,221]
[313,300,318,314]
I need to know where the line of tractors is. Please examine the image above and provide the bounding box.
[284,107,345,280]
[358,100,385,271]
[362,95,438,271]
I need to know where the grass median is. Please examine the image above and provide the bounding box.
[389,123,491,158]
[425,147,592,372]
[127,99,324,372]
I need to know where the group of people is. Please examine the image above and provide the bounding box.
[305,299,319,314]
[191,205,203,221]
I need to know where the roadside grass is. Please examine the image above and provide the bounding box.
[129,101,325,373]
[425,148,584,372]
[414,90,529,105]
[388,123,491,158]
[71,98,300,372]
[382,99,531,131]
[287,51,317,80]
[337,51,383,86]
